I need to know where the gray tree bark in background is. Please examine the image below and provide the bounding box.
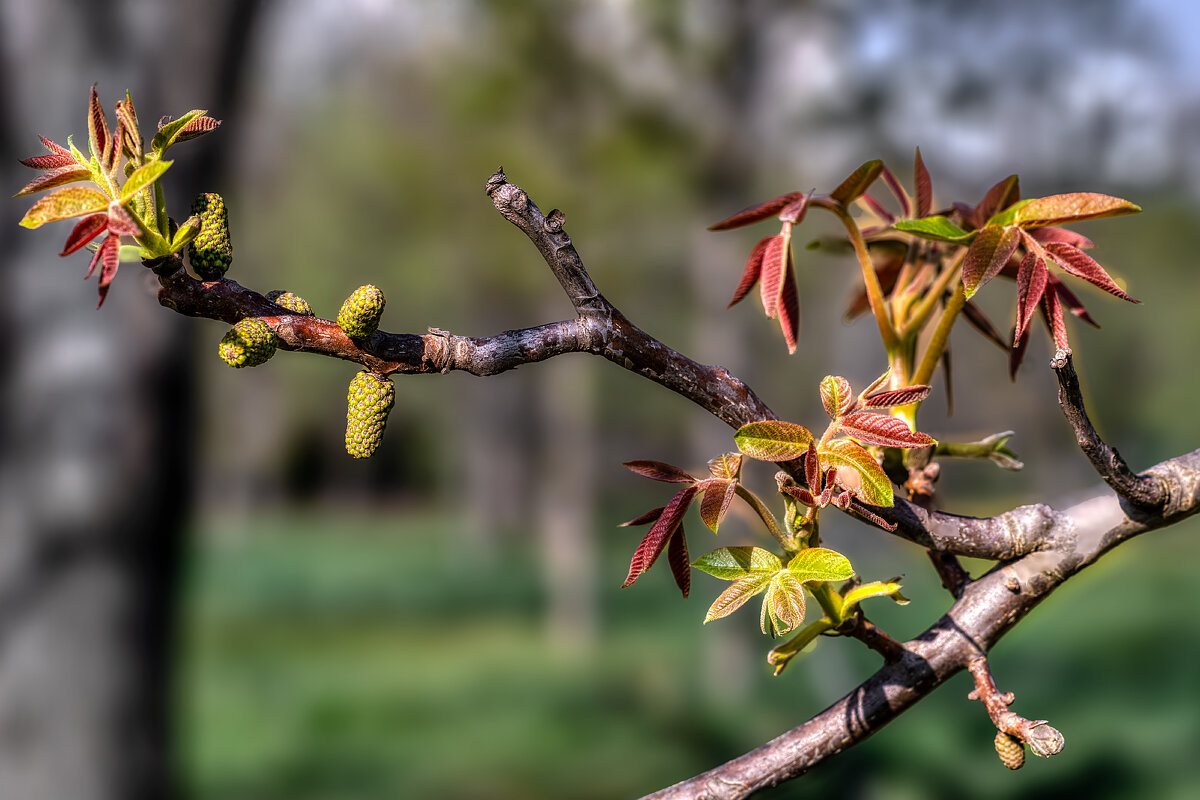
[0,2,265,797]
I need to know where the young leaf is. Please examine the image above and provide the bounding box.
[170,214,203,252]
[914,148,933,218]
[692,546,782,580]
[151,109,208,155]
[91,234,121,307]
[623,460,695,484]
[18,151,77,171]
[704,573,774,623]
[14,165,93,198]
[175,115,222,142]
[879,165,912,218]
[59,213,108,256]
[19,186,110,228]
[1043,242,1137,302]
[819,375,854,419]
[962,300,1010,352]
[841,579,909,612]
[87,84,109,162]
[105,202,141,237]
[621,485,698,588]
[820,438,893,507]
[1047,274,1099,327]
[1015,192,1141,228]
[786,547,854,583]
[1041,282,1070,351]
[893,215,973,244]
[698,479,737,533]
[735,420,815,462]
[837,412,937,449]
[778,191,812,224]
[667,524,690,598]
[975,174,1020,225]
[708,191,807,231]
[707,453,743,480]
[1029,226,1094,250]
[619,507,664,527]
[1014,252,1048,344]
[728,236,771,307]
[777,248,800,353]
[962,224,1020,299]
[861,385,932,408]
[830,159,884,206]
[120,159,172,200]
[759,233,788,318]
[764,571,807,635]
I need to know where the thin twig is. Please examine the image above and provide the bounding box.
[1051,348,1167,509]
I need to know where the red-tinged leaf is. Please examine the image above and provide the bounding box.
[622,460,695,484]
[38,135,72,157]
[703,574,774,623]
[819,438,893,507]
[860,193,895,224]
[176,115,222,142]
[104,118,124,175]
[698,479,737,533]
[692,546,782,580]
[879,165,912,218]
[619,507,664,527]
[88,84,109,162]
[914,148,933,217]
[786,547,854,583]
[1030,226,1094,249]
[1009,327,1030,379]
[820,375,853,419]
[963,300,1009,352]
[59,213,108,256]
[759,233,787,318]
[19,152,76,170]
[777,249,800,353]
[837,411,936,448]
[19,186,110,229]
[962,225,1021,299]
[1041,283,1070,351]
[1043,242,1137,302]
[1047,274,1099,327]
[667,524,690,598]
[830,159,884,206]
[106,203,140,237]
[95,234,120,288]
[1015,192,1141,228]
[735,420,815,461]
[707,453,743,480]
[804,443,820,492]
[14,165,93,197]
[709,191,806,231]
[778,191,812,224]
[1014,252,1048,344]
[781,483,816,506]
[764,571,806,635]
[862,385,932,408]
[729,236,770,307]
[151,109,209,155]
[975,174,1020,225]
[621,484,698,588]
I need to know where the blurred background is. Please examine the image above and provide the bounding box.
[3,1,1200,798]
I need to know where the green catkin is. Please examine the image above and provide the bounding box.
[266,290,314,316]
[337,284,385,338]
[345,371,395,458]
[188,192,232,280]
[994,731,1025,770]
[218,318,276,368]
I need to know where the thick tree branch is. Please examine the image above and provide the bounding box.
[1051,348,1167,509]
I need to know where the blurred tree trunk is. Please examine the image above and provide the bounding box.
[0,2,265,798]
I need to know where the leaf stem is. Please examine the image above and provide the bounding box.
[735,483,791,550]
[816,198,899,352]
[913,281,965,388]
[900,250,965,341]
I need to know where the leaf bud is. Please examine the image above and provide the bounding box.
[218,318,276,368]
[338,284,386,339]
[1025,721,1064,758]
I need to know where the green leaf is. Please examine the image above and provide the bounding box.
[1015,192,1141,228]
[767,618,835,675]
[170,214,203,252]
[707,453,743,480]
[786,547,854,583]
[704,573,774,623]
[692,546,781,580]
[763,571,807,635]
[841,579,909,614]
[892,215,974,244]
[120,159,172,200]
[829,159,883,205]
[19,186,110,228]
[118,244,150,262]
[152,109,207,155]
[819,438,893,507]
[984,198,1033,227]
[735,420,815,462]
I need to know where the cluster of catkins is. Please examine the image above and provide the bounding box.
[198,193,394,458]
